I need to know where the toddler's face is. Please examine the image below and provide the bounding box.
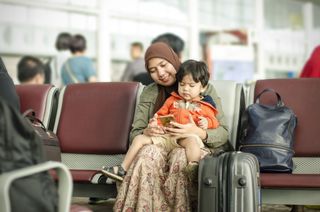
[178,74,204,101]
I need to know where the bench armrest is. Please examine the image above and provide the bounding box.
[0,161,72,212]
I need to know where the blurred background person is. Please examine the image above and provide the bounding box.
[121,42,146,82]
[17,56,45,85]
[152,32,185,60]
[61,34,97,85]
[49,32,72,86]
[300,45,320,78]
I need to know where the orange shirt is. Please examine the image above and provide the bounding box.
[156,92,219,129]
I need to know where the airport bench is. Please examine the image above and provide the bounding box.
[247,78,320,205]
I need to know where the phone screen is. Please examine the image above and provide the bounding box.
[158,115,174,127]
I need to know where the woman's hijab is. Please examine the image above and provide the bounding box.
[144,42,180,71]
[144,42,181,113]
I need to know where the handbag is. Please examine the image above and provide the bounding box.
[238,88,297,173]
[23,110,61,162]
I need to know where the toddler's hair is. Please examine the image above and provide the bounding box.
[176,59,210,87]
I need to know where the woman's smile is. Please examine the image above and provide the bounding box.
[160,75,169,82]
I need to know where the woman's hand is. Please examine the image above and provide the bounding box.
[143,114,166,137]
[164,115,207,140]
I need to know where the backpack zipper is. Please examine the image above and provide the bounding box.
[239,144,294,153]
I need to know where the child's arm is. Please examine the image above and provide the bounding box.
[156,96,174,116]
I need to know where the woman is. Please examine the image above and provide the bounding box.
[114,42,229,211]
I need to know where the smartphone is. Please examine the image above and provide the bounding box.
[158,115,175,127]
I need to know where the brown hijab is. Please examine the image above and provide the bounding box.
[144,42,180,72]
[144,42,181,113]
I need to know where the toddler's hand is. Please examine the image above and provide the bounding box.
[198,116,208,129]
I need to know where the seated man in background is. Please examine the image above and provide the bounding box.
[152,33,185,60]
[17,56,45,84]
[121,42,147,82]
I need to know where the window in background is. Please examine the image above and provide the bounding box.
[263,0,306,78]
[314,4,320,28]
[0,1,97,57]
[198,0,256,82]
[264,0,304,30]
[199,0,255,29]
[108,0,189,81]
[311,4,320,54]
[0,1,98,81]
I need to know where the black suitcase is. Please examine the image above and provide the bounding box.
[198,151,261,212]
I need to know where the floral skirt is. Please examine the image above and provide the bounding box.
[113,144,210,212]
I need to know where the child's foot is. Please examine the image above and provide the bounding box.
[183,161,199,183]
[101,165,126,182]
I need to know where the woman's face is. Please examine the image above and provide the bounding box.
[147,58,177,86]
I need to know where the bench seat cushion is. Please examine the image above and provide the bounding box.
[261,173,320,188]
[69,170,98,182]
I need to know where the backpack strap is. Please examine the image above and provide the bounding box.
[255,88,284,107]
[65,60,79,83]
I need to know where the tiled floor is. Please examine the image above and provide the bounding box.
[72,197,320,212]
[72,198,113,211]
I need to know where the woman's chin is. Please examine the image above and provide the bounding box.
[157,79,175,87]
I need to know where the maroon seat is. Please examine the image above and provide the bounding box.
[248,78,320,205]
[261,173,320,188]
[53,82,141,198]
[16,84,58,130]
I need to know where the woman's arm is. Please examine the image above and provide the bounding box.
[129,84,165,142]
[129,97,153,142]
